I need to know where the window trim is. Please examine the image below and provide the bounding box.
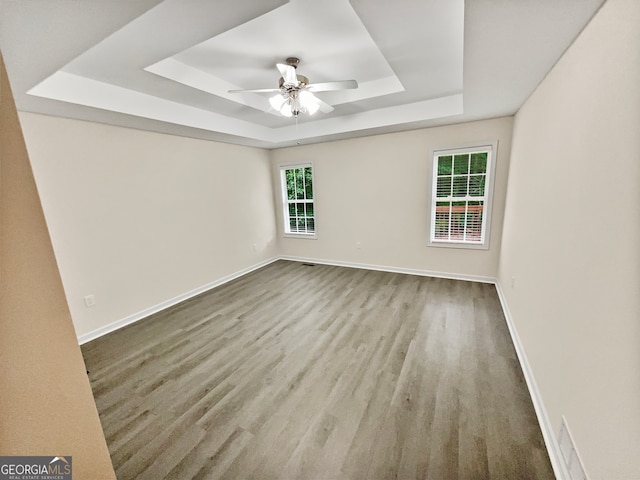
[279,162,317,239]
[427,142,498,250]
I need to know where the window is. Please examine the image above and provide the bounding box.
[429,143,496,248]
[280,163,316,237]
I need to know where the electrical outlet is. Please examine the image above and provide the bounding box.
[84,294,96,308]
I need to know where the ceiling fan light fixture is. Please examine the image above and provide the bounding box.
[299,91,320,115]
[280,102,293,117]
[269,90,319,117]
[269,93,286,111]
[229,57,355,119]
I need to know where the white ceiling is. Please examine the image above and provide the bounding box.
[0,0,605,149]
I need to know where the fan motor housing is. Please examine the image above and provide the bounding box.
[285,57,300,68]
[279,75,309,89]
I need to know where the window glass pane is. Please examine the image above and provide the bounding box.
[468,175,486,196]
[434,201,450,239]
[288,203,296,216]
[437,155,452,175]
[436,176,451,197]
[295,168,305,199]
[289,218,298,232]
[297,218,307,231]
[470,153,488,174]
[466,201,484,242]
[305,203,314,217]
[453,154,469,174]
[304,167,313,199]
[286,170,296,200]
[450,201,467,240]
[307,218,315,233]
[296,203,305,217]
[452,176,468,197]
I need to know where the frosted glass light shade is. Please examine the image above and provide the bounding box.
[280,102,293,117]
[269,94,286,110]
[299,91,320,115]
[271,90,322,117]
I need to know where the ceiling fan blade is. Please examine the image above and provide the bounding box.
[315,96,334,114]
[307,80,358,92]
[228,88,281,94]
[277,63,299,86]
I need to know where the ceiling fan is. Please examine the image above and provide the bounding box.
[228,57,358,117]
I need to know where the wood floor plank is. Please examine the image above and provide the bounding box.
[82,260,554,479]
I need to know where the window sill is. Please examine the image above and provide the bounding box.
[284,233,317,240]
[428,240,489,250]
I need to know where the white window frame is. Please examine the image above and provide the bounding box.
[428,142,497,250]
[279,162,317,239]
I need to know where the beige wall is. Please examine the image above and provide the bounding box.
[0,55,115,478]
[19,113,278,339]
[271,117,513,280]
[21,114,512,341]
[497,0,640,478]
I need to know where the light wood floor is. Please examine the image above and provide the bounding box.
[82,260,554,479]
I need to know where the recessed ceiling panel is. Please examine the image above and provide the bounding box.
[147,0,404,113]
[176,0,393,82]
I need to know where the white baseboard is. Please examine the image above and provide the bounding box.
[77,257,279,345]
[279,255,495,284]
[494,281,569,480]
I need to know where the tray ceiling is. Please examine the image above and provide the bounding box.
[0,0,605,148]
